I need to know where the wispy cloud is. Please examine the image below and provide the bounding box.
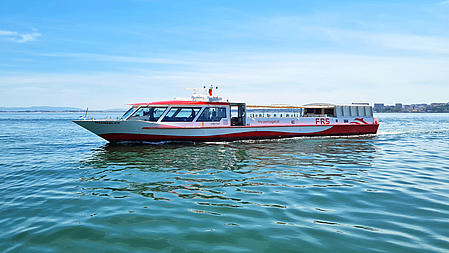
[322,29,449,55]
[214,14,449,55]
[1,53,449,108]
[0,29,41,43]
[39,52,207,65]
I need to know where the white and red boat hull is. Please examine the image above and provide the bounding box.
[74,120,379,142]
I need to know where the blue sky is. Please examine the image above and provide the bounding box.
[1,0,449,109]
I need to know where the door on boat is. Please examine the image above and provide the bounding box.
[230,103,246,126]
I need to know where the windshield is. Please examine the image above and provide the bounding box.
[129,107,167,121]
[121,107,136,119]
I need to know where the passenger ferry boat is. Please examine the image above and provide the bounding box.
[74,87,379,142]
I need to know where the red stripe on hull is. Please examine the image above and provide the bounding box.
[99,124,379,142]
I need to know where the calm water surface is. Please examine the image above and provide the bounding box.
[1,112,449,252]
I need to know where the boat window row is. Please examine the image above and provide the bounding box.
[125,106,228,122]
[248,113,301,118]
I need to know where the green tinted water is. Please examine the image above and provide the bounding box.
[1,112,449,252]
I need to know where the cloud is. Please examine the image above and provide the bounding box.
[0,29,41,43]
[1,53,449,108]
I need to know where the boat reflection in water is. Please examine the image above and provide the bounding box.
[79,136,377,207]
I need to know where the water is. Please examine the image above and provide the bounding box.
[1,112,449,252]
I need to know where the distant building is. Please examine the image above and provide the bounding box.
[412,104,427,109]
[373,103,384,112]
[373,102,449,113]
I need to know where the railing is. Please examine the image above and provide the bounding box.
[302,114,333,117]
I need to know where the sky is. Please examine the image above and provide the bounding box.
[1,0,449,109]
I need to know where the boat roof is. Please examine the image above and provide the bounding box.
[129,100,230,106]
[301,103,335,109]
[129,101,369,108]
[247,103,335,109]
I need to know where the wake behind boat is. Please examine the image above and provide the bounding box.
[74,86,379,142]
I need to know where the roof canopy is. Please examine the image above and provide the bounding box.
[129,101,340,108]
[129,100,230,106]
[301,103,335,108]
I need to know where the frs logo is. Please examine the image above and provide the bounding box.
[315,118,330,125]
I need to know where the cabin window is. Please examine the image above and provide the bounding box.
[146,107,167,121]
[197,107,227,122]
[129,107,167,121]
[304,107,334,117]
[324,108,334,116]
[161,107,201,122]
